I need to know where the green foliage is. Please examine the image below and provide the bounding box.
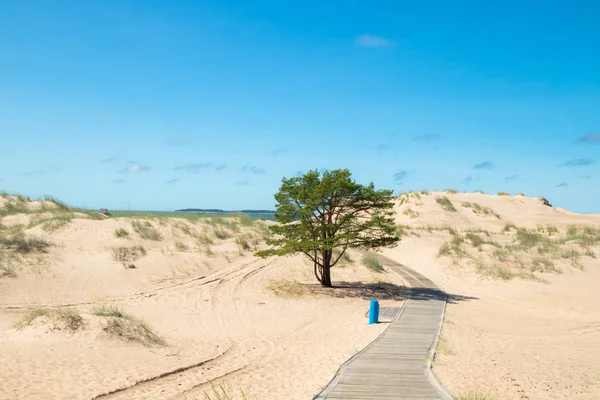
[16,307,83,331]
[461,202,500,218]
[0,233,50,253]
[435,196,457,212]
[255,169,400,286]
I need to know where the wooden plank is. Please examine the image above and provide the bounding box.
[312,255,453,400]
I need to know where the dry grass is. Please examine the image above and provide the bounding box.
[175,241,189,252]
[435,196,457,212]
[362,254,384,272]
[436,226,600,280]
[402,208,419,219]
[0,233,50,254]
[461,202,500,218]
[111,246,147,262]
[436,336,455,355]
[497,192,510,196]
[201,382,252,400]
[16,307,83,331]
[92,306,165,346]
[266,280,306,298]
[131,220,162,241]
[114,228,130,238]
[458,393,495,400]
[444,189,458,194]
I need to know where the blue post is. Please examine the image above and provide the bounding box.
[368,299,379,324]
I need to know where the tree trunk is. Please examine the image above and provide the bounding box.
[321,250,332,287]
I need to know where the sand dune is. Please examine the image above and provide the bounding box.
[1,192,600,399]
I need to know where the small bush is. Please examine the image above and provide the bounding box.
[435,196,457,212]
[497,192,510,196]
[114,228,130,238]
[444,189,458,194]
[111,246,147,262]
[362,255,384,272]
[420,190,431,195]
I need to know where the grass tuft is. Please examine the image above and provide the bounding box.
[435,196,457,212]
[131,220,162,241]
[16,307,83,331]
[92,306,165,346]
[111,246,147,262]
[362,254,384,272]
[114,228,130,238]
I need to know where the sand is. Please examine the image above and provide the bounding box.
[1,192,600,399]
[0,199,405,400]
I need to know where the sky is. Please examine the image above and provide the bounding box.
[0,1,599,212]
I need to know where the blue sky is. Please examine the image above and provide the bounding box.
[0,1,599,212]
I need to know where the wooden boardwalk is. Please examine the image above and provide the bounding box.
[314,255,453,400]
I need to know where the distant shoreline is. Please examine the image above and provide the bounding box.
[175,209,276,214]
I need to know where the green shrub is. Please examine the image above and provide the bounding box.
[362,255,384,272]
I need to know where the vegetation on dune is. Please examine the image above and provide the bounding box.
[362,254,384,272]
[461,202,500,219]
[111,245,147,263]
[436,225,600,280]
[458,393,495,400]
[435,196,457,212]
[114,228,130,238]
[256,169,400,287]
[92,306,165,346]
[496,192,510,196]
[201,382,252,400]
[16,307,84,331]
[444,189,458,194]
[402,208,419,219]
[0,232,50,254]
[131,220,162,241]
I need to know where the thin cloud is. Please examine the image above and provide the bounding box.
[165,135,193,147]
[173,162,212,173]
[112,178,127,184]
[576,133,600,143]
[119,162,151,173]
[462,174,480,184]
[267,149,287,156]
[242,165,265,174]
[556,182,569,187]
[413,133,440,142]
[24,169,47,177]
[376,144,390,153]
[560,158,595,167]
[579,174,592,179]
[165,178,179,185]
[473,161,494,170]
[393,170,412,185]
[505,174,522,181]
[215,164,228,172]
[100,155,120,163]
[235,181,250,186]
[355,34,394,48]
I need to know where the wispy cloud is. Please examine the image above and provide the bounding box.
[113,178,127,184]
[413,133,440,142]
[473,161,494,170]
[242,165,265,174]
[165,135,193,147]
[576,133,600,143]
[393,170,412,185]
[556,182,569,187]
[355,34,394,48]
[235,181,250,186]
[165,178,178,185]
[173,162,212,173]
[579,174,592,179]
[505,174,522,181]
[215,164,228,172]
[560,158,595,167]
[267,149,286,156]
[462,174,480,184]
[376,144,390,153]
[23,169,47,177]
[119,162,151,173]
[100,155,120,163]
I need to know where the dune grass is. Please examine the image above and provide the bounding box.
[175,241,189,252]
[435,196,457,212]
[202,382,251,400]
[461,202,500,218]
[111,245,147,262]
[0,233,50,254]
[362,254,384,272]
[114,228,130,238]
[444,189,458,194]
[402,208,419,219]
[92,306,165,346]
[497,192,510,196]
[332,248,353,266]
[131,220,162,240]
[16,307,83,331]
